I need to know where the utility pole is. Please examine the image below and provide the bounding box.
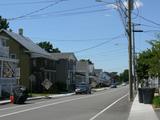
[132,23,143,91]
[132,24,136,91]
[128,0,133,101]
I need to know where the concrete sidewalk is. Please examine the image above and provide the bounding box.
[128,94,159,120]
[0,93,75,105]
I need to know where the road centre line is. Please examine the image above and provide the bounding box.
[89,93,128,120]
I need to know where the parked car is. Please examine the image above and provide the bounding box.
[75,83,91,94]
[110,84,117,88]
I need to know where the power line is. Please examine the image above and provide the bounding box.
[0,0,57,6]
[140,24,160,29]
[32,36,121,42]
[13,8,112,20]
[74,34,125,53]
[143,30,160,33]
[133,13,160,27]
[7,0,68,21]
[25,4,107,17]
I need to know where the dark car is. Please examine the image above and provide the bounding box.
[75,83,91,94]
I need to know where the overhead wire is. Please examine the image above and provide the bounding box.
[32,36,122,42]
[0,0,57,6]
[18,8,112,20]
[74,34,125,53]
[7,0,68,21]
[25,4,108,17]
[7,3,114,20]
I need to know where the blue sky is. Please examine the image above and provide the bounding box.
[0,0,160,73]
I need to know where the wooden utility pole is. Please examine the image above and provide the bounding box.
[132,24,136,91]
[128,0,133,101]
[132,23,143,91]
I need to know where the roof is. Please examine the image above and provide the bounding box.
[0,29,51,59]
[94,69,103,73]
[76,60,89,73]
[50,52,77,61]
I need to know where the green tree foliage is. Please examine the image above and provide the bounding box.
[37,41,61,53]
[136,50,152,81]
[136,34,160,84]
[110,72,120,83]
[119,69,129,82]
[0,16,9,30]
[80,59,93,64]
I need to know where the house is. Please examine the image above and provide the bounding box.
[94,69,103,84]
[0,29,54,93]
[101,72,112,86]
[0,35,19,97]
[94,69,112,87]
[76,60,90,84]
[50,53,77,92]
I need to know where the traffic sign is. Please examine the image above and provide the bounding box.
[41,79,53,90]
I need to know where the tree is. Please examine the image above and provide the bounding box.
[136,34,160,86]
[120,69,129,83]
[0,16,9,30]
[137,50,152,80]
[37,41,61,53]
[80,59,93,64]
[110,72,120,83]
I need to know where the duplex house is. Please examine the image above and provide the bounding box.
[0,29,54,93]
[50,53,77,92]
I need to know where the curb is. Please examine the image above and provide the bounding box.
[0,93,75,105]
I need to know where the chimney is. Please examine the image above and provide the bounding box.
[18,28,23,36]
[9,29,12,32]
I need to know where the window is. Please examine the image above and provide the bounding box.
[1,39,6,46]
[32,59,36,67]
[10,54,16,59]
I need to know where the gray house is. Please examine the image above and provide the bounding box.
[50,53,77,92]
[76,60,90,84]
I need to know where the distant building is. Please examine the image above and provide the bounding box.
[94,69,103,83]
[94,69,112,87]
[51,53,77,92]
[76,60,90,84]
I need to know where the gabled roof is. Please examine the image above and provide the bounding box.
[50,52,77,61]
[0,29,51,59]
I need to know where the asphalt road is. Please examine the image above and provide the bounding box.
[0,86,131,120]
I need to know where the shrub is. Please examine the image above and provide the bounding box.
[153,96,160,108]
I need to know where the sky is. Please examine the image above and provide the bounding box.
[0,0,160,73]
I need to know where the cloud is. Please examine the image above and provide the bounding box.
[104,14,111,17]
[123,0,143,9]
[106,0,143,10]
[134,0,143,9]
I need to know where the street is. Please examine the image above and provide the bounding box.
[0,86,131,120]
